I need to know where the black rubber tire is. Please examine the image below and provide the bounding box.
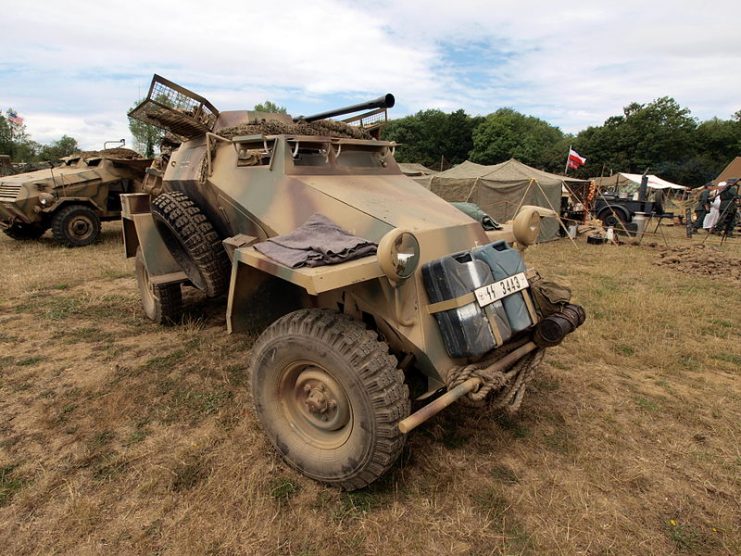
[3,223,46,240]
[135,247,182,325]
[151,191,229,298]
[599,210,627,229]
[51,204,101,247]
[250,309,409,491]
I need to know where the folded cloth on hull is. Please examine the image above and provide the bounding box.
[254,213,378,268]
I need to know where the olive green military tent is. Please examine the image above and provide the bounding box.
[414,159,586,241]
[714,156,741,185]
[398,162,438,177]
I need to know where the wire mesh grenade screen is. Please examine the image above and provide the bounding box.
[129,77,219,138]
[150,81,217,127]
[345,112,386,129]
[152,81,195,112]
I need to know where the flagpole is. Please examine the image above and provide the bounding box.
[564,145,571,175]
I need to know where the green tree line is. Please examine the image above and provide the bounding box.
[0,108,79,162]
[5,95,738,185]
[381,98,741,185]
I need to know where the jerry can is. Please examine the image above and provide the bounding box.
[472,240,533,333]
[422,251,512,359]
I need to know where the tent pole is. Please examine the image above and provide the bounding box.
[512,179,534,218]
[465,177,479,203]
[564,145,571,175]
[595,187,632,238]
[561,180,586,226]
[535,181,578,249]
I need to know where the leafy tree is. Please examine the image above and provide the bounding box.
[470,108,565,170]
[0,109,81,164]
[574,97,700,182]
[0,109,38,162]
[695,117,741,164]
[254,100,287,114]
[128,99,163,157]
[381,109,482,169]
[37,135,78,161]
[0,112,10,156]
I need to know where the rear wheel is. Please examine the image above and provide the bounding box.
[250,309,409,490]
[599,210,626,229]
[3,223,46,240]
[51,204,101,247]
[135,247,182,325]
[151,191,229,298]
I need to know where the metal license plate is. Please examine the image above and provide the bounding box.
[474,272,528,307]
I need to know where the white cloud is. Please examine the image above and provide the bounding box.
[1,0,739,149]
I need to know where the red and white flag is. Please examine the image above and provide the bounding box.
[8,114,24,126]
[567,148,586,169]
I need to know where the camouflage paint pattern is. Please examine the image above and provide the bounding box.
[0,154,150,231]
[126,78,544,394]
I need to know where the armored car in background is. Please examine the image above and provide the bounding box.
[0,149,150,246]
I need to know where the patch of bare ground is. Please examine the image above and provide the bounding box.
[0,222,739,554]
[655,243,741,282]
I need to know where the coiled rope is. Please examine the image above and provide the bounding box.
[446,342,546,413]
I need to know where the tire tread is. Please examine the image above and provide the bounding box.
[151,191,229,297]
[250,309,410,490]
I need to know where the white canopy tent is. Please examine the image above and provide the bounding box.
[593,173,688,192]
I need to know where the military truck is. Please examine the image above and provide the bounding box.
[124,75,584,490]
[0,149,151,246]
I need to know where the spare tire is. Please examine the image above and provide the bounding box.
[151,191,229,297]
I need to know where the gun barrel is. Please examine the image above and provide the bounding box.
[296,94,395,123]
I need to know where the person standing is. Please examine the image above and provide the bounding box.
[703,187,722,231]
[717,178,739,237]
[693,183,712,231]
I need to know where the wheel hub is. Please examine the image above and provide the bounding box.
[69,217,91,238]
[292,367,350,432]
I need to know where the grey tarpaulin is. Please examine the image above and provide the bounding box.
[254,213,377,268]
[451,202,502,230]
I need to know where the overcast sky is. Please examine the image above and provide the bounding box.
[2,0,740,151]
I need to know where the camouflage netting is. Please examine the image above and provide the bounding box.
[217,119,372,141]
[72,148,143,160]
[654,244,741,282]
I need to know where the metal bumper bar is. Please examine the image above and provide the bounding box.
[398,341,538,434]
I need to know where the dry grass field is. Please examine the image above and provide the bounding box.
[0,221,739,555]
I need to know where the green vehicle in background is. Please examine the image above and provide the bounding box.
[0,149,150,246]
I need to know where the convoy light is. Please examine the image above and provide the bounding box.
[378,228,420,284]
[512,205,557,248]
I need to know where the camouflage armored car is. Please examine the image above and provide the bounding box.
[0,149,150,246]
[124,75,585,490]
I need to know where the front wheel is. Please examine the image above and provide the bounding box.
[250,309,409,490]
[51,204,101,247]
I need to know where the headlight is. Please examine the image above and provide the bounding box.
[38,193,55,206]
[378,228,420,284]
